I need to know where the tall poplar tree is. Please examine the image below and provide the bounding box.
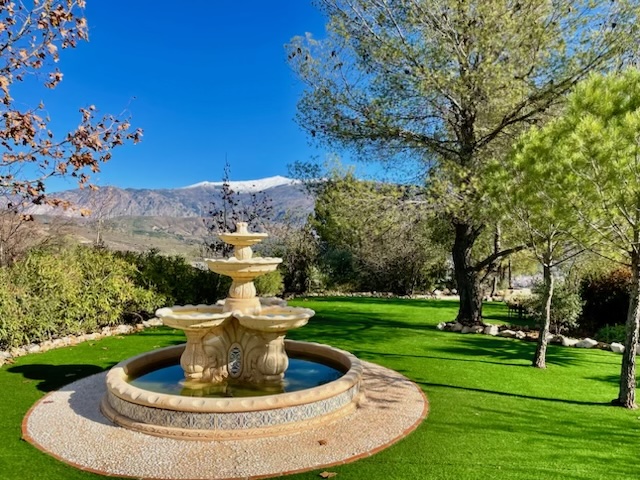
[288,0,640,324]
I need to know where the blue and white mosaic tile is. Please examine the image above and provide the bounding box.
[108,385,358,431]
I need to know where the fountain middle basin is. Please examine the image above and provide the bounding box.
[101,340,363,439]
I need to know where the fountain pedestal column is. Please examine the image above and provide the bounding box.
[223,279,260,314]
[181,329,210,382]
[242,331,288,383]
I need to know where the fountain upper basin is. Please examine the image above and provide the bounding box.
[205,257,283,278]
[156,305,232,330]
[235,306,315,332]
[217,231,268,246]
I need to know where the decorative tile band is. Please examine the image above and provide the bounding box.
[106,383,359,431]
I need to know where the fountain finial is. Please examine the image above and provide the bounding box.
[235,222,249,234]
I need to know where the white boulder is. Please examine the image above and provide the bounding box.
[611,342,625,354]
[470,325,484,334]
[484,325,499,336]
[515,331,526,340]
[436,322,446,331]
[451,322,464,332]
[575,338,598,349]
[461,326,472,334]
[562,337,580,347]
[114,325,134,335]
[147,318,163,327]
[499,329,516,338]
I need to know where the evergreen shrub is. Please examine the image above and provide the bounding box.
[0,246,165,349]
[115,250,230,305]
[579,268,631,335]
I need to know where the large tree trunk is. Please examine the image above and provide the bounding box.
[452,221,483,325]
[533,264,553,369]
[616,250,640,408]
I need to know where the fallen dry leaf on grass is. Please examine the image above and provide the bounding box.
[319,472,337,478]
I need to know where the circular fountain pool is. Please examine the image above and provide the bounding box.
[130,355,345,398]
[101,340,363,440]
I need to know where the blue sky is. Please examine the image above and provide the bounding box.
[34,1,342,191]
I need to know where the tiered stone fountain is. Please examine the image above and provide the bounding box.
[101,222,363,439]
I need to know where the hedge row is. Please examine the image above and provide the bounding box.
[0,246,165,349]
[0,246,285,349]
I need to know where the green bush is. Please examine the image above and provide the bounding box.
[595,324,627,344]
[520,281,582,334]
[579,268,630,335]
[0,246,166,349]
[254,270,284,296]
[114,250,230,305]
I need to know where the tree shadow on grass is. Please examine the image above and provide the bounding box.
[431,333,587,368]
[7,363,114,393]
[587,374,638,388]
[415,380,611,407]
[351,348,532,368]
[294,296,460,309]
[288,310,436,347]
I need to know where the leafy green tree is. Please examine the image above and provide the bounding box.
[288,0,640,325]
[312,171,449,295]
[486,132,584,368]
[263,219,320,294]
[507,69,640,407]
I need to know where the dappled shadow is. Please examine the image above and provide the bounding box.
[294,295,461,309]
[287,308,437,347]
[351,348,530,368]
[7,363,113,392]
[359,366,420,411]
[416,380,611,407]
[588,374,638,388]
[431,333,587,368]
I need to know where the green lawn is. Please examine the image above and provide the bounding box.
[0,298,637,479]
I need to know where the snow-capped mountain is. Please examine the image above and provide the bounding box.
[181,175,299,193]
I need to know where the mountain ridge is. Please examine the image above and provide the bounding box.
[28,176,314,220]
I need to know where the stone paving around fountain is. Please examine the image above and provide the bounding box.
[23,360,427,479]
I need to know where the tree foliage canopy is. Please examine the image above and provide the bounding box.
[289,0,639,173]
[312,171,450,294]
[289,0,640,323]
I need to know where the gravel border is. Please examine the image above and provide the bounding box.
[23,360,428,480]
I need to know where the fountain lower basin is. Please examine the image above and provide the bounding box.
[101,340,363,439]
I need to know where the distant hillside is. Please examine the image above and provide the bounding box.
[28,176,314,221]
[27,177,315,257]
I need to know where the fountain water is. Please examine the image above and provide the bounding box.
[101,222,364,439]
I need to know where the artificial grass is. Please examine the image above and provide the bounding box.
[0,298,637,479]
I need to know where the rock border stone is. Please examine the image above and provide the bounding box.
[437,321,629,354]
[0,319,163,367]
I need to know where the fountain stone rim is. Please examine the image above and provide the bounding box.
[105,340,363,414]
